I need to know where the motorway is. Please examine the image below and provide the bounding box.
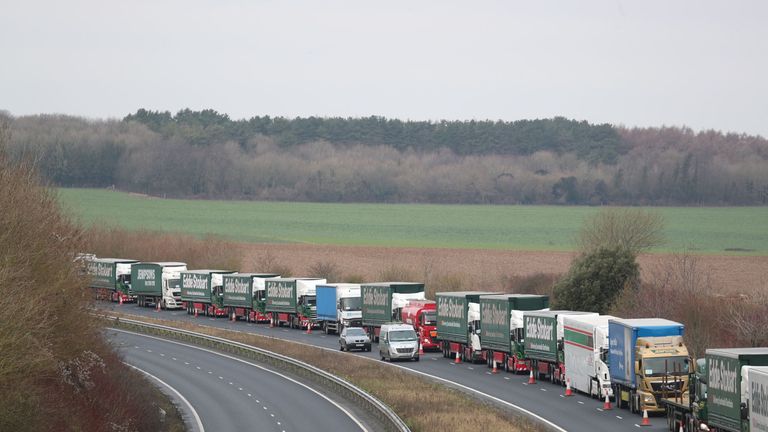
[100,302,668,432]
[108,329,367,432]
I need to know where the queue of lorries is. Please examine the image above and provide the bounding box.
[84,256,768,432]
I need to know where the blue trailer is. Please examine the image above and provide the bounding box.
[608,318,690,413]
[315,284,361,334]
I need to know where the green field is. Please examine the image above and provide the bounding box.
[57,188,768,254]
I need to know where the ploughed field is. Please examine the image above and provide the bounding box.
[59,188,768,293]
[60,188,768,253]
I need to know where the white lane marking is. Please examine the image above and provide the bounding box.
[160,353,165,357]
[208,371,212,374]
[172,357,177,361]
[485,372,492,375]
[247,393,252,397]
[184,362,189,365]
[146,349,152,352]
[541,388,547,392]
[616,416,623,419]
[229,382,233,385]
[634,424,641,428]
[263,406,267,410]
[271,413,275,417]
[134,346,139,349]
[196,366,201,370]
[256,399,260,403]
[559,395,564,398]
[218,376,223,380]
[578,401,584,404]
[123,363,205,432]
[111,328,368,432]
[238,387,243,391]
[597,408,604,412]
[504,377,510,380]
[467,367,474,370]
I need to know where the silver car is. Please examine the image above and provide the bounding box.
[339,327,371,352]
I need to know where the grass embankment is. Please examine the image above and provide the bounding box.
[106,312,538,432]
[61,188,768,254]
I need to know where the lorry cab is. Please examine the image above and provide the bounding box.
[401,299,438,351]
[379,323,420,362]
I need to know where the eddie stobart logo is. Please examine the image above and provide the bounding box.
[225,278,249,294]
[363,288,389,307]
[183,274,208,291]
[481,302,506,327]
[437,297,464,320]
[136,269,155,280]
[752,379,768,418]
[88,262,112,278]
[526,317,553,341]
[709,358,738,393]
[267,282,294,299]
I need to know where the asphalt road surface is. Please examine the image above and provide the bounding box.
[107,328,367,432]
[101,302,669,432]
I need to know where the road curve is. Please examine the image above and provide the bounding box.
[107,329,367,432]
[101,303,668,432]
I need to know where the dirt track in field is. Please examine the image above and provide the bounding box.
[240,243,767,294]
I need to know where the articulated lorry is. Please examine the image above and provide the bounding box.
[222,273,280,322]
[524,310,598,383]
[609,318,690,414]
[401,299,438,351]
[436,291,498,362]
[362,282,425,340]
[180,270,235,316]
[132,262,188,309]
[563,314,615,399]
[662,348,768,432]
[86,257,138,302]
[316,283,362,334]
[265,278,326,328]
[480,294,549,373]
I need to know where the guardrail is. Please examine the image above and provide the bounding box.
[102,315,410,432]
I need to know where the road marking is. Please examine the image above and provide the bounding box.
[247,393,252,397]
[196,366,201,370]
[208,371,212,374]
[184,362,189,365]
[559,395,564,398]
[172,357,177,361]
[219,376,223,380]
[467,367,474,370]
[271,413,275,417]
[160,353,165,357]
[229,382,233,385]
[238,387,243,391]
[146,349,152,352]
[616,416,623,419]
[504,377,510,380]
[123,363,204,432]
[110,328,370,432]
[486,372,492,375]
[541,388,547,392]
[263,406,268,410]
[597,408,604,412]
[578,401,584,404]
[635,424,641,428]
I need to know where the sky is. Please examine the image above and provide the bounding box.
[1,0,767,136]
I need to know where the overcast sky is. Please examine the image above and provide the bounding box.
[1,1,766,136]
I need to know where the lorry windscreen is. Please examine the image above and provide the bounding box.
[340,297,361,311]
[389,330,417,341]
[422,311,436,326]
[643,357,689,377]
[168,279,181,289]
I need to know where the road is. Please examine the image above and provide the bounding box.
[108,328,367,432]
[101,303,668,432]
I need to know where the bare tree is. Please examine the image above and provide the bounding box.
[577,208,664,254]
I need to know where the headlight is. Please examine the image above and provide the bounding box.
[643,394,655,403]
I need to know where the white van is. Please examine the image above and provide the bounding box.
[379,323,420,362]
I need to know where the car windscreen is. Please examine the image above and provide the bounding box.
[346,328,366,336]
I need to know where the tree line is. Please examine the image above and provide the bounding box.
[5,110,768,205]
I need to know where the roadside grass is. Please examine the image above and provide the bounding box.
[105,312,540,432]
[60,188,768,254]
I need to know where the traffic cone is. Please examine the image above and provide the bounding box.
[492,359,499,374]
[603,394,612,410]
[454,350,461,364]
[119,294,123,305]
[194,307,198,318]
[528,370,536,384]
[230,312,235,322]
[640,409,650,426]
[419,344,424,355]
[306,321,312,334]
[565,378,573,396]
[156,301,161,312]
[678,424,684,432]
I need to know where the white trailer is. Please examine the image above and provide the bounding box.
[742,366,768,432]
[563,314,615,398]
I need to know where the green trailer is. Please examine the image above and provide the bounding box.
[131,262,188,309]
[222,273,280,322]
[265,278,326,328]
[85,257,138,302]
[479,294,549,372]
[706,348,768,432]
[524,310,596,383]
[435,291,498,362]
[362,282,425,340]
[180,269,234,317]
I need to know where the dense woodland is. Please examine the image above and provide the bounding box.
[5,109,768,205]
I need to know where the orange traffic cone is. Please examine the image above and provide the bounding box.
[603,393,612,410]
[156,301,161,312]
[306,321,312,334]
[419,344,424,355]
[565,378,573,396]
[528,370,536,384]
[119,294,123,305]
[678,424,684,432]
[492,359,499,374]
[640,409,650,426]
[194,307,198,318]
[230,312,235,322]
[454,351,461,364]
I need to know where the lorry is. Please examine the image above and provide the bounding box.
[479,294,549,373]
[265,278,326,329]
[85,257,138,302]
[743,365,768,432]
[401,299,438,351]
[661,348,768,432]
[563,314,615,399]
[222,273,280,322]
[180,269,235,316]
[131,262,188,309]
[608,318,690,414]
[435,291,498,362]
[362,282,425,340]
[316,283,362,335]
[524,310,598,383]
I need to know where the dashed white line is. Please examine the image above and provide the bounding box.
[504,377,510,380]
[218,376,223,380]
[238,387,243,391]
[578,401,584,405]
[196,366,201,370]
[616,416,623,420]
[184,361,189,365]
[270,413,275,417]
[597,408,604,412]
[247,393,252,397]
[172,357,177,361]
[160,353,165,357]
[541,388,547,392]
